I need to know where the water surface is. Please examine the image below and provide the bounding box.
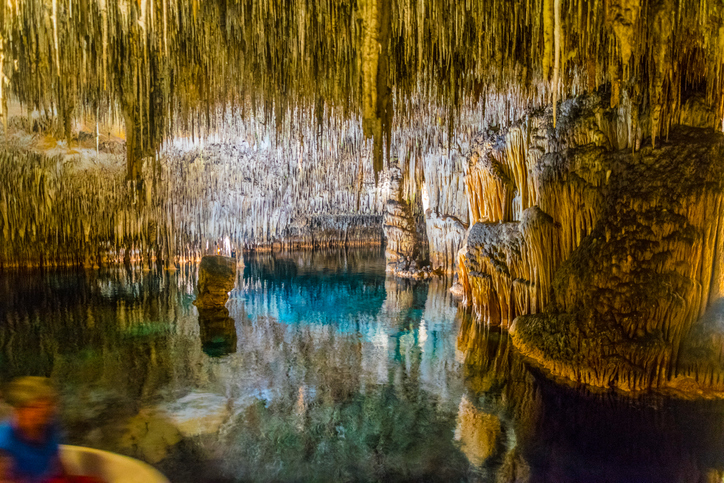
[2,248,724,483]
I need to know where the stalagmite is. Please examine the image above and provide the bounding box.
[382,167,420,271]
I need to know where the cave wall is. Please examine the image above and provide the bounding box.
[422,152,469,273]
[0,127,385,269]
[455,90,724,395]
[381,150,470,277]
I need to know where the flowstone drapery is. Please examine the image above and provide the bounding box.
[457,92,724,395]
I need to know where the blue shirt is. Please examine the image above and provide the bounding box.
[0,421,60,482]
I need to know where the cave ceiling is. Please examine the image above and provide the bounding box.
[1,0,723,178]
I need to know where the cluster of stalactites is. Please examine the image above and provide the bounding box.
[458,207,559,329]
[458,94,625,327]
[509,129,724,393]
[3,0,724,179]
[0,131,386,268]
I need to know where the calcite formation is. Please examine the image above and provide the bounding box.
[456,91,724,395]
[423,153,470,273]
[511,127,724,393]
[460,207,558,328]
[3,0,723,179]
[0,130,386,268]
[193,255,236,309]
[382,167,421,271]
[4,0,724,397]
[282,214,384,250]
[382,150,470,278]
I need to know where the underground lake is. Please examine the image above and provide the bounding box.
[2,248,724,483]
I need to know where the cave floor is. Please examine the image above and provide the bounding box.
[1,248,724,483]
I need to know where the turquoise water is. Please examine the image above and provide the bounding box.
[2,248,724,482]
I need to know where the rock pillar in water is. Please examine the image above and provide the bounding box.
[194,255,237,357]
[383,167,418,266]
[193,256,236,309]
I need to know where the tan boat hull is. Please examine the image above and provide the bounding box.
[60,445,170,483]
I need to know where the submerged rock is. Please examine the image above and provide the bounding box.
[157,393,231,438]
[194,256,236,309]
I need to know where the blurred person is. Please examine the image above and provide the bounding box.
[0,377,102,483]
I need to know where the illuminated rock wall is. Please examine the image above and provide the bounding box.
[0,133,384,269]
[457,91,724,395]
[511,127,724,393]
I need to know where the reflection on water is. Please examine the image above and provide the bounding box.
[0,249,467,481]
[456,322,724,483]
[198,307,237,357]
[2,248,724,482]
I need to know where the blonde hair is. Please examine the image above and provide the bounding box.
[4,377,57,408]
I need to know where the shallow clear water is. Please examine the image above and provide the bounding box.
[2,248,724,483]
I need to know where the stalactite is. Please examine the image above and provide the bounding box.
[0,126,386,269]
[422,153,469,272]
[2,0,723,178]
[460,207,558,329]
[552,0,561,128]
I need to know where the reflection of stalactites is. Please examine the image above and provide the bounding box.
[456,317,517,392]
[198,307,237,357]
[360,0,393,184]
[454,395,502,468]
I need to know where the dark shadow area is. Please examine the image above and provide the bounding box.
[198,308,237,357]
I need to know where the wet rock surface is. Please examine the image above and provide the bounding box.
[388,256,440,280]
[455,326,724,483]
[511,127,724,394]
[456,93,724,396]
[193,256,236,309]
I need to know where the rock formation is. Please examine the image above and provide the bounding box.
[194,255,238,357]
[5,0,724,397]
[0,133,386,268]
[456,92,724,395]
[193,256,236,310]
[382,166,425,275]
[510,125,724,394]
